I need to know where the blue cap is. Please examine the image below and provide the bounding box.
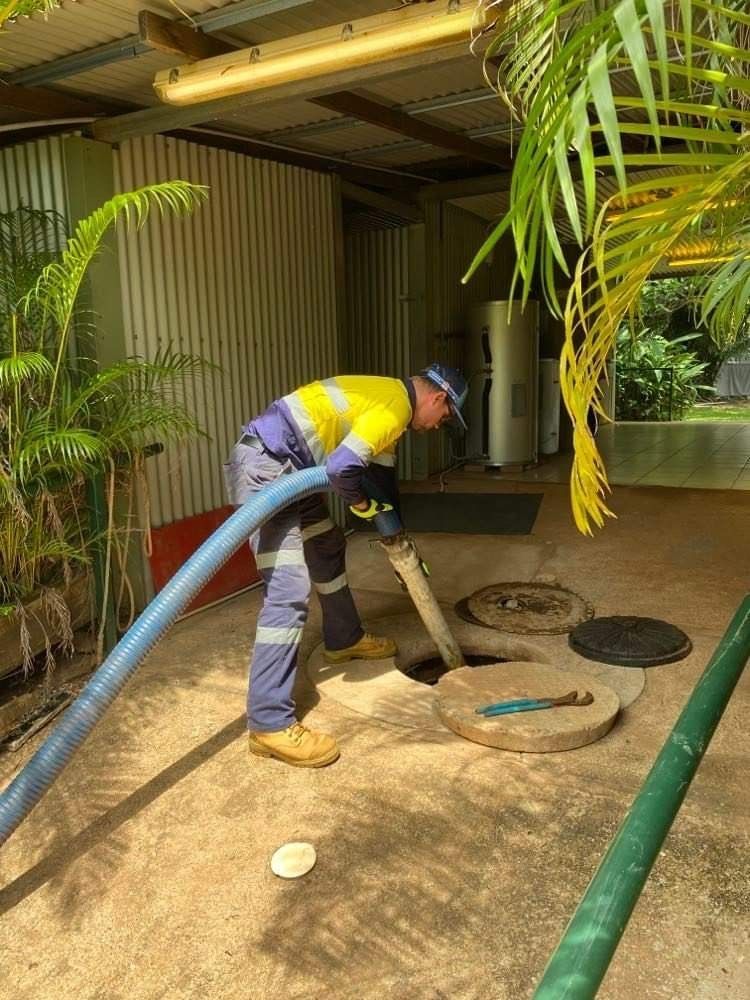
[422,363,468,430]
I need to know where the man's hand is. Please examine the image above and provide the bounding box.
[349,498,394,520]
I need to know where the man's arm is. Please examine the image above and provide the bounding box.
[325,410,405,509]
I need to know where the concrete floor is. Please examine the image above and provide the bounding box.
[512,421,750,490]
[1,479,748,1000]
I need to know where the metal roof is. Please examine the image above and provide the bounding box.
[2,1,399,72]
[1,0,511,181]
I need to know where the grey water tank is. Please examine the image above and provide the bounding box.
[466,301,539,466]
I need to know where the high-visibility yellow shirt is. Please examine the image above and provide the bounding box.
[247,375,414,505]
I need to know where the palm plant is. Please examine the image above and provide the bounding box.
[466,0,750,532]
[0,0,57,26]
[1,183,208,671]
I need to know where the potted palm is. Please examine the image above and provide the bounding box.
[0,182,208,674]
[467,0,750,532]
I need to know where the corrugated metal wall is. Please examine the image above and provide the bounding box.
[424,202,511,473]
[344,225,415,480]
[425,201,492,367]
[0,137,68,224]
[114,134,341,528]
[343,205,511,479]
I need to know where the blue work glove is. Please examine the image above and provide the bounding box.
[349,499,394,520]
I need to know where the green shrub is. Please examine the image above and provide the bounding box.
[615,329,713,421]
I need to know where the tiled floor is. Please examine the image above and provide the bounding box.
[511,420,750,490]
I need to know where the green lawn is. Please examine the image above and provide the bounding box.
[685,401,750,421]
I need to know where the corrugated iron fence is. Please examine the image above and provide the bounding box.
[115,134,341,527]
[344,225,416,480]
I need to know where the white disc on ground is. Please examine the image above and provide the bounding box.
[270,842,317,879]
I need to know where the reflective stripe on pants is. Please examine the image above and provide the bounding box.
[223,440,362,732]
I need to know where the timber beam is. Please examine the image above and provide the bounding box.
[340,180,422,223]
[137,12,236,61]
[312,91,512,169]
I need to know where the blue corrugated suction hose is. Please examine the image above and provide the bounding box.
[0,467,331,847]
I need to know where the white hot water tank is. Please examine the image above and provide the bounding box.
[466,301,539,467]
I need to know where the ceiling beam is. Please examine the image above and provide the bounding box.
[266,86,498,143]
[340,180,422,224]
[416,137,692,203]
[0,80,429,189]
[137,12,236,62]
[311,91,511,168]
[90,42,469,145]
[167,128,427,188]
[191,0,312,34]
[418,171,513,202]
[7,37,151,87]
[0,83,117,117]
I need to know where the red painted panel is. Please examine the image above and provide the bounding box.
[148,505,260,614]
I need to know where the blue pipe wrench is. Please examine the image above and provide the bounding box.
[475,690,593,717]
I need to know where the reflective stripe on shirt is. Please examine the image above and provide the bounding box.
[340,431,373,463]
[321,377,349,414]
[284,391,326,465]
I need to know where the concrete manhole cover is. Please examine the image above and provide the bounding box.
[304,610,645,732]
[435,661,620,753]
[458,581,594,635]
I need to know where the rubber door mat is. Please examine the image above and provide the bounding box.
[350,492,543,535]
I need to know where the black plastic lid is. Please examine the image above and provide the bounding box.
[569,615,692,667]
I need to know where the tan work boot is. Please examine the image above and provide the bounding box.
[324,631,397,664]
[248,722,340,767]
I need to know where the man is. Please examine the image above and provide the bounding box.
[223,364,468,767]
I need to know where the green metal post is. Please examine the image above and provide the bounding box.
[533,594,750,1000]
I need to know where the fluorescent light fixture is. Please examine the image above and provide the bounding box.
[154,1,484,107]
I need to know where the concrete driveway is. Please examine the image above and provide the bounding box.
[1,479,748,999]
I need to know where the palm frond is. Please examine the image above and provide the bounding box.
[0,0,57,26]
[17,428,105,483]
[562,156,750,531]
[467,0,750,532]
[0,350,53,387]
[23,182,208,401]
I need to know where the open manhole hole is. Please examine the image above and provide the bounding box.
[456,581,594,635]
[403,653,507,686]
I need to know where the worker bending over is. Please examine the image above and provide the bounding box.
[224,365,468,767]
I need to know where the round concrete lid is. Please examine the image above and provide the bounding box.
[435,661,620,753]
[462,582,594,634]
[270,842,317,879]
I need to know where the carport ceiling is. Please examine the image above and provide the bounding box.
[2,0,699,262]
[1,0,514,196]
